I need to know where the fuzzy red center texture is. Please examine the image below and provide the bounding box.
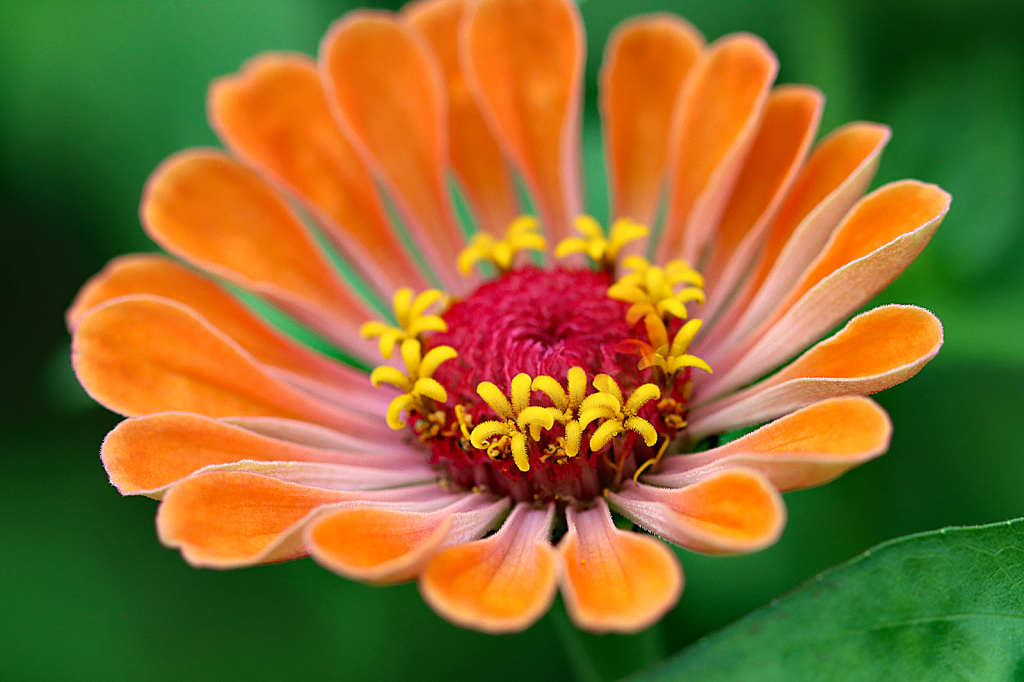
[415,267,691,506]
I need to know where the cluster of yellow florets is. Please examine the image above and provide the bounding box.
[469,370,661,472]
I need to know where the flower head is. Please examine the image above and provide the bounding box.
[69,0,948,635]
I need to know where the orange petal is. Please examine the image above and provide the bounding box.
[701,85,823,317]
[102,412,432,497]
[67,254,386,412]
[463,0,584,244]
[404,0,520,236]
[307,495,508,584]
[72,297,394,439]
[608,469,786,555]
[699,180,950,399]
[419,503,557,633]
[209,53,429,296]
[141,149,378,363]
[657,33,778,264]
[689,306,942,437]
[558,498,683,634]
[156,471,353,568]
[320,11,466,293]
[222,416,414,453]
[698,122,890,357]
[601,14,703,228]
[652,397,892,492]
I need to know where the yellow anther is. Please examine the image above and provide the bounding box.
[470,372,554,472]
[361,288,448,358]
[555,216,649,271]
[531,366,589,457]
[458,216,547,277]
[609,256,706,324]
[622,256,704,289]
[578,375,661,451]
[371,339,456,429]
[632,314,713,376]
[453,404,473,442]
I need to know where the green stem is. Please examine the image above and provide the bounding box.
[549,598,667,682]
[551,599,603,682]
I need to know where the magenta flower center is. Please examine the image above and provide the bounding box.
[414,267,692,505]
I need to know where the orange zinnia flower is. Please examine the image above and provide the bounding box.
[67,0,949,634]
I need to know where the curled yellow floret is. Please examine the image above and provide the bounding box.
[532,366,589,457]
[639,314,713,376]
[469,373,554,472]
[371,339,456,429]
[608,256,706,324]
[360,288,448,358]
[578,375,661,451]
[458,215,547,276]
[555,216,648,271]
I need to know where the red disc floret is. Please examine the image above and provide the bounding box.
[418,267,691,504]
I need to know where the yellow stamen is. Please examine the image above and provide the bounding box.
[361,288,448,358]
[609,256,706,323]
[531,366,589,457]
[458,215,547,276]
[470,372,555,472]
[636,314,713,375]
[372,339,456,430]
[577,375,661,451]
[555,216,649,271]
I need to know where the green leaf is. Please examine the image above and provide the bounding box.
[625,520,1024,682]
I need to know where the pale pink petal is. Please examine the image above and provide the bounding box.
[700,85,823,318]
[307,494,509,584]
[608,469,786,555]
[649,397,891,492]
[688,305,943,438]
[697,122,891,358]
[697,180,951,401]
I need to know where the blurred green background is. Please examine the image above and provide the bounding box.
[2,0,1023,680]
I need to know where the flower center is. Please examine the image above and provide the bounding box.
[417,267,690,505]
[362,215,712,508]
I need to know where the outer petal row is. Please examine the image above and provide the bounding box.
[698,180,950,400]
[71,296,398,439]
[141,150,381,364]
[688,305,942,437]
[67,254,388,414]
[208,53,430,298]
[151,395,886,633]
